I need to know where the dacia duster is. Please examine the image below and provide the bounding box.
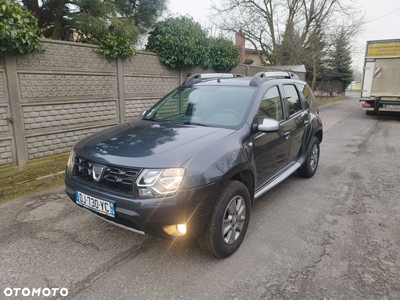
[65,72,323,258]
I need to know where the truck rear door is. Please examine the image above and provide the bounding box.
[371,59,400,98]
[361,61,375,98]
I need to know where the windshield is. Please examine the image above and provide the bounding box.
[143,85,256,128]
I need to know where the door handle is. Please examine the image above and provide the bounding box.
[283,131,290,139]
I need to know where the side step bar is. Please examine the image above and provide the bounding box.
[254,162,301,199]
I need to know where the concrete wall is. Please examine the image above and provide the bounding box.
[0,39,302,168]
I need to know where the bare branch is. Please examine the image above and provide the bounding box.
[211,0,365,76]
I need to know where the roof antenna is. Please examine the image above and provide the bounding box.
[217,62,235,83]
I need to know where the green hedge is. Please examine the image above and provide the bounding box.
[0,0,41,56]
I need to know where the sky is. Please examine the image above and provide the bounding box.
[167,0,400,71]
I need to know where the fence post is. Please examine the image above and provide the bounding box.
[3,52,28,168]
[178,68,184,85]
[116,57,125,124]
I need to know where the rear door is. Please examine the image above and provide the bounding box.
[371,59,400,98]
[361,61,375,98]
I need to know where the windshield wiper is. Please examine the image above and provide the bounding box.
[183,121,207,127]
[143,116,165,122]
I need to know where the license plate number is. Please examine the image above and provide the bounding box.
[384,104,400,109]
[75,191,115,218]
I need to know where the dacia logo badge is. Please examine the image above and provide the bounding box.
[92,164,106,182]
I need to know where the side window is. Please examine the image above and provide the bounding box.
[298,83,316,108]
[258,86,284,123]
[283,84,302,116]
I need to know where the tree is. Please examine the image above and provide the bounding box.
[113,0,166,32]
[211,0,364,84]
[326,29,353,91]
[68,0,140,59]
[70,0,140,42]
[0,0,41,56]
[304,28,329,90]
[146,16,210,69]
[18,0,166,59]
[21,0,166,40]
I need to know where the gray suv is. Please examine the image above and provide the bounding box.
[65,72,323,258]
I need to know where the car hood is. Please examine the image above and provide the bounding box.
[74,120,235,168]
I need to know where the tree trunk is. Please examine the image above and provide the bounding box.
[21,0,39,19]
[311,51,317,91]
[51,0,67,40]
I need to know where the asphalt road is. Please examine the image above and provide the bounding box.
[1,92,399,300]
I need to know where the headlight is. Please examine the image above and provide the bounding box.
[67,150,75,175]
[136,168,185,197]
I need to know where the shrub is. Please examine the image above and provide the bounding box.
[209,37,240,72]
[0,0,41,56]
[94,34,136,60]
[146,16,209,69]
[243,59,254,65]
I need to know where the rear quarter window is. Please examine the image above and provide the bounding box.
[298,83,316,108]
[282,84,302,116]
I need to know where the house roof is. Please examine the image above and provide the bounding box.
[245,48,266,55]
[269,65,307,73]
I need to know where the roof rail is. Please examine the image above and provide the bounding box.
[249,71,299,86]
[182,73,244,86]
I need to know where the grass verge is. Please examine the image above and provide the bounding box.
[316,95,346,106]
[0,153,68,203]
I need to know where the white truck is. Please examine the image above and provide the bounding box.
[360,39,400,115]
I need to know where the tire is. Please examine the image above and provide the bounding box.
[297,136,320,178]
[198,180,251,258]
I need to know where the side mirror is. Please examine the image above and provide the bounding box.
[139,110,147,119]
[257,118,280,132]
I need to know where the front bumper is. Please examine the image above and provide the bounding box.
[65,172,221,239]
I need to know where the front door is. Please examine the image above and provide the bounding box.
[253,86,290,189]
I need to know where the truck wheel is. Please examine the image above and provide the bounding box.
[198,180,250,258]
[297,136,320,178]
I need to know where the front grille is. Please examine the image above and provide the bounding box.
[73,155,141,196]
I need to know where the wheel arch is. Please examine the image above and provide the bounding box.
[229,169,255,204]
[298,123,322,167]
[305,116,323,150]
[315,128,323,143]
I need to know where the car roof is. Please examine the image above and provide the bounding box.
[182,72,303,88]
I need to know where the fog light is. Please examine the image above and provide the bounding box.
[177,224,187,235]
[162,224,187,236]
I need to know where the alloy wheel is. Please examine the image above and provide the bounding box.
[222,195,246,245]
[310,143,319,171]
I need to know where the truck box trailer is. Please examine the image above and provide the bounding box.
[360,39,400,115]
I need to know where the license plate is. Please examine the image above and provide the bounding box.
[75,191,115,218]
[384,104,400,109]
